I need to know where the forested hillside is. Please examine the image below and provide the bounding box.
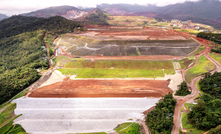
[0,15,82,105]
[197,32,221,53]
[0,15,82,39]
[85,9,109,25]
[187,72,221,130]
[146,93,176,134]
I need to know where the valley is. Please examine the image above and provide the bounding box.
[1,1,221,134]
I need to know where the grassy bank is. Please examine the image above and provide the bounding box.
[115,122,140,134]
[64,60,174,70]
[59,60,174,78]
[185,55,214,83]
[181,112,204,134]
[194,46,205,55]
[0,103,26,134]
[209,52,221,64]
[59,68,174,78]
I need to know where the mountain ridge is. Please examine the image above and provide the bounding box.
[23,5,88,20]
[0,13,8,20]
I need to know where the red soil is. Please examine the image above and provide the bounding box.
[29,79,172,98]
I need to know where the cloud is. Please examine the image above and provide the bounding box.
[0,0,200,16]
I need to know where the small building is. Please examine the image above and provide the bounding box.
[170,19,181,27]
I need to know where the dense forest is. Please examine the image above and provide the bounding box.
[199,72,221,99]
[146,93,177,134]
[197,32,221,53]
[187,72,221,130]
[0,15,82,105]
[175,81,191,96]
[0,15,82,39]
[208,125,221,134]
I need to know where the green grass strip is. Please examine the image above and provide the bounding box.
[185,55,215,83]
[209,52,221,64]
[59,68,174,78]
[115,122,140,134]
[181,112,205,134]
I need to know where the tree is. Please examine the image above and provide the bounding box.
[175,81,191,96]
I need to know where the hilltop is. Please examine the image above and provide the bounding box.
[96,0,221,29]
[0,13,8,20]
[23,5,88,20]
[0,15,82,39]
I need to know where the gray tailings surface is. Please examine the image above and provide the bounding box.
[13,97,160,133]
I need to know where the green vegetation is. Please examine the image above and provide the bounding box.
[59,68,173,78]
[188,97,221,130]
[197,32,221,54]
[146,93,176,134]
[0,30,45,105]
[56,56,75,65]
[194,46,205,55]
[115,122,140,134]
[151,22,169,27]
[197,32,221,45]
[208,125,221,134]
[80,132,107,134]
[0,15,82,105]
[107,16,154,26]
[209,52,221,64]
[176,29,200,35]
[3,124,26,134]
[0,103,26,134]
[184,103,195,111]
[199,72,221,99]
[181,112,205,134]
[64,60,174,70]
[0,15,82,39]
[59,60,174,78]
[185,55,215,83]
[175,81,191,96]
[0,103,16,124]
[12,89,29,101]
[179,58,194,69]
[182,113,194,129]
[85,9,109,25]
[187,72,221,131]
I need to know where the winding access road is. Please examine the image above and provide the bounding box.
[171,37,221,134]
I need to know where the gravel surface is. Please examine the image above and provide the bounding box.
[13,97,160,133]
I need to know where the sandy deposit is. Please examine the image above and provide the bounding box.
[39,70,66,88]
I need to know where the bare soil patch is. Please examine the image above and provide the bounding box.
[29,79,172,98]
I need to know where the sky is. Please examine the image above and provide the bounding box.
[0,0,200,16]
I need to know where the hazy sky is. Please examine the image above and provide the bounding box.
[0,0,200,16]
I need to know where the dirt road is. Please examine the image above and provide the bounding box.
[171,37,221,134]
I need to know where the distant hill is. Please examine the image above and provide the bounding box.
[0,15,82,104]
[23,5,88,20]
[0,15,82,39]
[0,13,8,20]
[20,0,221,29]
[156,0,221,28]
[84,8,109,25]
[96,0,221,29]
[97,3,156,14]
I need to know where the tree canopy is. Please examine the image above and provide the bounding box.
[146,93,177,134]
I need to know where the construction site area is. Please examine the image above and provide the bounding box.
[56,26,199,57]
[13,26,209,134]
